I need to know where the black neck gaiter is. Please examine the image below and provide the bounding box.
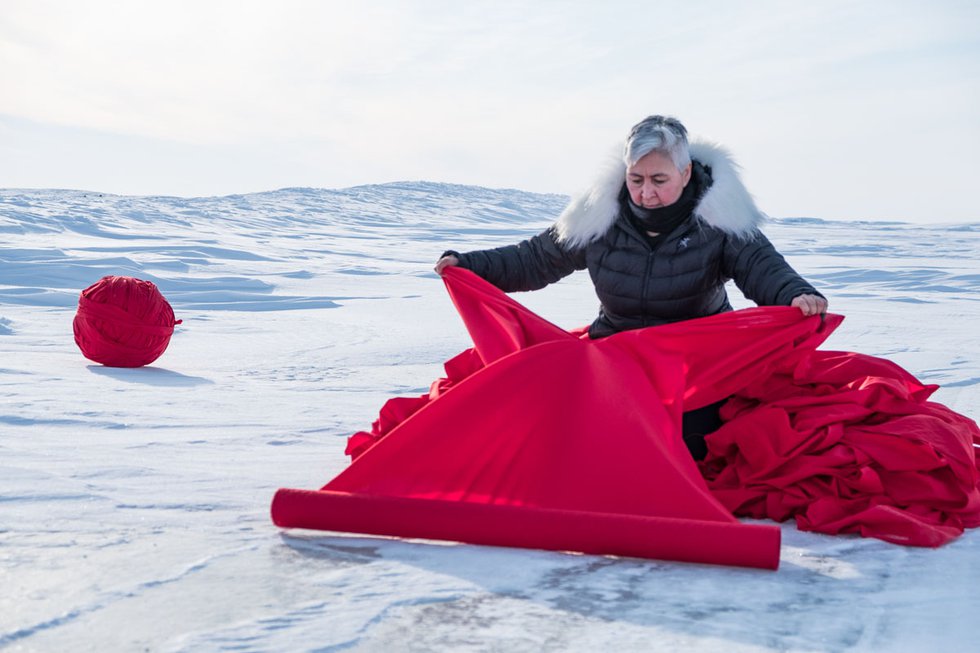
[626,172,699,237]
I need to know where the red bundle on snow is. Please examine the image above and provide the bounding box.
[73,275,181,367]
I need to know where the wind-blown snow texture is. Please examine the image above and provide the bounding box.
[1,184,978,652]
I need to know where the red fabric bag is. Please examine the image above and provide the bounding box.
[73,276,182,367]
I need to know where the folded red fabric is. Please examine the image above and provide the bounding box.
[701,350,980,546]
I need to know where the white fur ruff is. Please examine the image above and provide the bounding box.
[554,139,764,248]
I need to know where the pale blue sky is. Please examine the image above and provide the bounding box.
[2,0,978,222]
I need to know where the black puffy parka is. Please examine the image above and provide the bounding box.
[451,141,822,339]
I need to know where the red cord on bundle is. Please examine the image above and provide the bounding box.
[73,276,181,367]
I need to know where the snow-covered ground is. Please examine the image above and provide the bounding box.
[1,185,978,652]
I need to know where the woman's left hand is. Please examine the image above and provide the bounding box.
[791,293,828,317]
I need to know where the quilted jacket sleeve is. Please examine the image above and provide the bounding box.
[722,230,823,306]
[448,227,587,293]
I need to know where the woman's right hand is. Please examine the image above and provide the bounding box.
[434,255,459,275]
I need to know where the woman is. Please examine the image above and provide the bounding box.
[435,115,828,457]
[326,115,979,548]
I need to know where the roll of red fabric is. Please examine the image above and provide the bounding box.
[73,276,181,367]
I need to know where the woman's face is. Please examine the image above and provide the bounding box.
[626,150,692,209]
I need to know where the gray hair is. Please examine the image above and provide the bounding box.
[623,115,691,172]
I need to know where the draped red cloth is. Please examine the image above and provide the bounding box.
[272,268,980,566]
[701,350,980,546]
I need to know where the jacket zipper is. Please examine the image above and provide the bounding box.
[641,251,654,325]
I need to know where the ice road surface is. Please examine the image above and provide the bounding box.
[1,184,978,652]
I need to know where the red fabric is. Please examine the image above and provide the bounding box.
[272,490,780,569]
[73,276,181,367]
[272,268,980,561]
[701,350,980,546]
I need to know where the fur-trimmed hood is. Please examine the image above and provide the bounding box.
[554,140,765,249]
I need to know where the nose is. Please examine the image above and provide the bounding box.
[640,181,657,204]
